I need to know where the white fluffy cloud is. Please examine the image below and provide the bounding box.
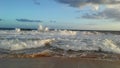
[55,0,120,10]
[55,0,120,21]
[55,0,120,6]
[82,8,120,20]
[82,5,120,20]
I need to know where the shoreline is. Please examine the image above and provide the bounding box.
[0,52,120,61]
[0,57,120,68]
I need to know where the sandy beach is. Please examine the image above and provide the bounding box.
[0,57,120,68]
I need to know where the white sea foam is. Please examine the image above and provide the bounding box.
[0,39,55,50]
[0,30,120,54]
[38,25,43,31]
[37,25,49,32]
[59,30,77,35]
[101,39,120,54]
[15,28,21,32]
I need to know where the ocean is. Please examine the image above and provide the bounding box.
[0,28,120,59]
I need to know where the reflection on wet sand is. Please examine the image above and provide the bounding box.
[0,57,120,68]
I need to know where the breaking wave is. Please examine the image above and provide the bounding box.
[0,29,120,55]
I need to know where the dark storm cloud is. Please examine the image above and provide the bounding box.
[81,8,120,20]
[55,0,120,8]
[16,19,42,22]
[33,0,40,5]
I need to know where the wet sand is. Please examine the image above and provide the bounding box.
[0,57,120,68]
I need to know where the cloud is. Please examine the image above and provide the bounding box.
[32,0,40,5]
[0,19,2,21]
[81,8,120,20]
[55,0,120,10]
[55,0,120,7]
[81,13,104,19]
[50,20,57,23]
[16,19,42,22]
[56,0,120,21]
[55,0,120,21]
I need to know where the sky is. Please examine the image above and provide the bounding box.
[0,0,120,30]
